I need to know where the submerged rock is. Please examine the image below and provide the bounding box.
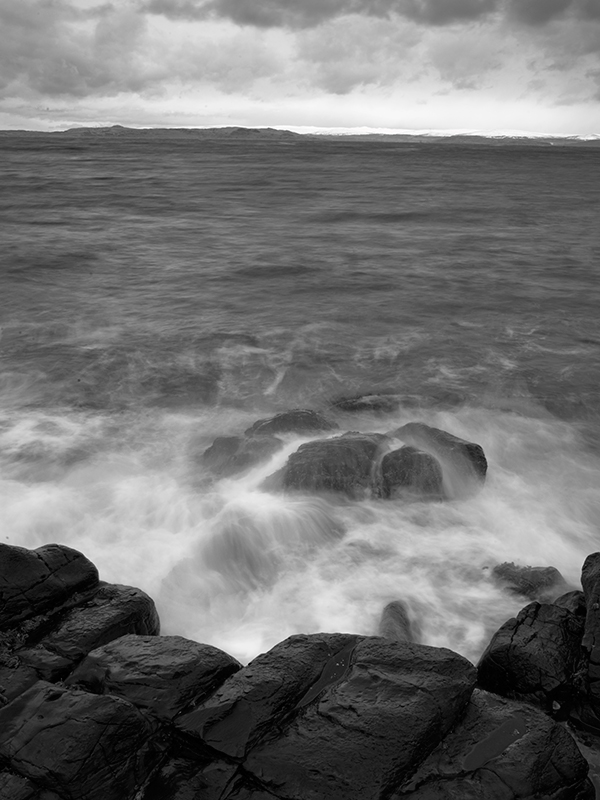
[331,393,400,413]
[201,435,283,476]
[245,409,338,437]
[380,446,444,499]
[477,601,585,712]
[393,689,593,799]
[279,432,387,498]
[492,562,568,602]
[390,422,487,498]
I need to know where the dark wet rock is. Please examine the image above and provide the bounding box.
[245,409,338,437]
[378,600,418,643]
[390,422,487,498]
[202,435,283,477]
[392,689,593,799]
[23,583,160,668]
[0,770,62,800]
[331,393,400,413]
[279,432,387,498]
[143,756,238,800]
[554,590,587,616]
[477,601,585,711]
[570,553,600,732]
[380,446,444,499]
[176,633,360,759]
[492,562,568,602]
[0,543,98,630]
[67,634,241,720]
[0,680,158,800]
[241,638,476,800]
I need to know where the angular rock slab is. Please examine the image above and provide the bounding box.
[16,583,160,681]
[391,423,487,499]
[582,553,600,702]
[0,680,158,800]
[393,689,592,799]
[68,634,241,720]
[477,601,584,710]
[245,410,338,437]
[280,433,387,498]
[0,543,98,630]
[143,757,238,800]
[176,633,360,759]
[241,639,476,800]
[380,446,444,499]
[0,770,61,800]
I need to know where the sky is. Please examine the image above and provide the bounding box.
[1,0,599,134]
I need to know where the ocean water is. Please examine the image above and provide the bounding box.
[1,130,600,665]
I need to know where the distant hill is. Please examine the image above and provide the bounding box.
[1,125,599,147]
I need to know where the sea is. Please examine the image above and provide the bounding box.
[1,128,599,666]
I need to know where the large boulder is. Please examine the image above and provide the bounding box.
[380,446,444,499]
[0,543,98,630]
[477,601,585,712]
[279,432,387,498]
[67,634,241,720]
[390,423,487,498]
[245,409,338,437]
[201,435,283,477]
[392,689,593,799]
[176,633,360,758]
[492,562,568,602]
[240,638,476,800]
[570,553,600,731]
[0,680,158,800]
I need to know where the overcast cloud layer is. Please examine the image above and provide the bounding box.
[1,0,599,132]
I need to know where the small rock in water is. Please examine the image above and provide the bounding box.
[201,435,283,476]
[378,600,419,643]
[492,562,567,601]
[244,409,338,437]
[331,393,400,413]
[390,422,487,499]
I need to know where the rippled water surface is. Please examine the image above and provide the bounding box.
[1,131,600,663]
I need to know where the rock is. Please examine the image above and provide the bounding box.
[554,590,587,616]
[331,394,399,413]
[380,446,444,499]
[245,409,338,437]
[477,601,585,712]
[378,601,418,643]
[0,769,62,800]
[67,634,241,720]
[392,689,593,799]
[390,423,487,498]
[0,543,98,630]
[241,638,476,800]
[280,432,387,498]
[201,435,283,477]
[21,583,160,669]
[176,633,360,759]
[0,680,158,800]
[570,553,600,732]
[492,562,568,602]
[143,757,238,800]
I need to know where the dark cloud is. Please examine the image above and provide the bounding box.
[143,0,499,28]
[507,0,600,25]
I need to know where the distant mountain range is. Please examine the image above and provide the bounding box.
[2,124,599,147]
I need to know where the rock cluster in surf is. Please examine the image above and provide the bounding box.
[201,409,487,501]
[1,540,600,799]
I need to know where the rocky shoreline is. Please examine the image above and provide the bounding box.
[1,410,599,799]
